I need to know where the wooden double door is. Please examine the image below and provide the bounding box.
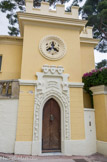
[42,98,61,152]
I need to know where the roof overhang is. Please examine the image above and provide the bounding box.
[0,36,23,46]
[80,37,99,47]
[17,12,87,36]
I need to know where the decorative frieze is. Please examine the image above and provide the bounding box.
[42,64,64,74]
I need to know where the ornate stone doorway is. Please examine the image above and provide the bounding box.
[32,65,71,155]
[42,98,61,153]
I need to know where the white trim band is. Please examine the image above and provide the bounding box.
[18,79,37,85]
[90,85,107,95]
[69,82,84,88]
[84,108,95,112]
[14,139,97,156]
[80,37,99,46]
[97,140,107,156]
[19,79,84,88]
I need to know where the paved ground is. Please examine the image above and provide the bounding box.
[0,153,107,162]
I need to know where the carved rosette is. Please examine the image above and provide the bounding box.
[39,35,66,60]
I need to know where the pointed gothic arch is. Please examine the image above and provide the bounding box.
[42,98,61,152]
[32,65,71,155]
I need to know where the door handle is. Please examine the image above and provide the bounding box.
[50,114,54,121]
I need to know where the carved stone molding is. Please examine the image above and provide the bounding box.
[34,89,70,141]
[39,35,66,60]
[33,65,71,144]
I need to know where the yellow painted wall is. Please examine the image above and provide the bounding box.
[16,23,87,141]
[0,44,22,80]
[16,86,35,141]
[93,94,107,142]
[80,43,95,108]
[21,24,82,82]
[80,43,95,75]
[16,86,85,141]
[70,88,85,139]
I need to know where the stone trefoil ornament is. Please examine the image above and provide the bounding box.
[46,41,59,55]
[39,35,66,60]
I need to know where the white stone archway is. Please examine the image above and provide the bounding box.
[32,65,71,155]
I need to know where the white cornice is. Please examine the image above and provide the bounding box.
[90,85,107,95]
[69,82,84,88]
[84,108,95,112]
[19,79,84,88]
[19,79,37,85]
[80,37,99,46]
[0,36,23,46]
[17,12,87,36]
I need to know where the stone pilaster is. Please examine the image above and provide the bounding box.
[90,85,107,155]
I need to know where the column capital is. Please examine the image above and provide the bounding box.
[90,85,107,95]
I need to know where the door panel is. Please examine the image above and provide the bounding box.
[42,98,61,152]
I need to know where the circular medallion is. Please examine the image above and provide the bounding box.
[39,35,66,60]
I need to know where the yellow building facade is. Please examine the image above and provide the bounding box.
[0,0,106,156]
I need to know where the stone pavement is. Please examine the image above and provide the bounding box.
[0,153,107,162]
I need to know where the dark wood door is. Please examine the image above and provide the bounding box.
[42,98,61,152]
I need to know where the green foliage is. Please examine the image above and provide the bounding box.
[0,0,69,36]
[96,59,107,69]
[81,0,107,53]
[8,26,19,36]
[0,1,16,12]
[71,0,107,52]
[83,68,107,90]
[82,67,107,107]
[72,0,82,6]
[0,0,25,36]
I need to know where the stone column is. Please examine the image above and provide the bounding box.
[90,85,107,156]
[11,81,19,99]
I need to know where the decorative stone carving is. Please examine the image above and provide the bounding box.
[33,65,71,143]
[42,64,49,73]
[36,81,43,90]
[34,89,70,141]
[57,66,64,74]
[39,35,66,60]
[42,64,64,75]
[62,82,69,91]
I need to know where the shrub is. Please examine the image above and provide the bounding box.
[82,67,107,107]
